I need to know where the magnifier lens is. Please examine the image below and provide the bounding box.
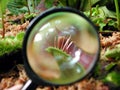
[25,8,99,85]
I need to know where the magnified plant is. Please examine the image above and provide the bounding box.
[45,35,84,78]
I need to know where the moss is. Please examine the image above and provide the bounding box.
[0,32,25,56]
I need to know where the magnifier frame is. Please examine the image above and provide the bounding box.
[22,7,100,86]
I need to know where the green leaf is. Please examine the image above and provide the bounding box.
[93,17,106,31]
[45,0,54,9]
[24,13,37,20]
[15,31,25,41]
[7,0,28,15]
[100,6,116,18]
[103,71,120,86]
[105,62,116,71]
[46,47,70,58]
[108,19,117,29]
[46,46,72,64]
[84,6,116,31]
[7,0,41,14]
[105,44,120,60]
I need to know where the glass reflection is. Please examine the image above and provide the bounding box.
[27,12,99,84]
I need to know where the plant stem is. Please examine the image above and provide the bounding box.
[32,0,35,13]
[114,0,120,30]
[1,12,5,38]
[26,0,30,14]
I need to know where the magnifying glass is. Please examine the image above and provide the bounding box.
[22,7,100,90]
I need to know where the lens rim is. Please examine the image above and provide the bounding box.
[22,7,100,86]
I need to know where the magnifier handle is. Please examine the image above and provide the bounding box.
[21,79,38,90]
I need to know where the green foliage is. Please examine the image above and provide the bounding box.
[7,0,28,15]
[58,0,103,10]
[7,0,41,15]
[105,44,120,60]
[24,13,37,20]
[105,62,116,71]
[45,0,55,9]
[103,71,120,86]
[0,32,25,56]
[15,31,25,41]
[84,6,117,31]
[107,19,117,28]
